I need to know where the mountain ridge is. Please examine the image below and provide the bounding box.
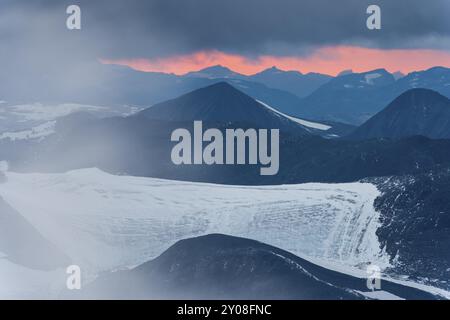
[294,66,450,125]
[348,88,450,140]
[74,234,437,300]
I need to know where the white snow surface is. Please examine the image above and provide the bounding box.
[4,103,107,122]
[257,100,332,131]
[0,121,56,141]
[0,168,392,298]
[0,258,65,300]
[356,290,404,300]
[2,168,450,299]
[364,73,382,85]
[0,103,142,140]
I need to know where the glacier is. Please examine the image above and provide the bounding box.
[0,168,393,298]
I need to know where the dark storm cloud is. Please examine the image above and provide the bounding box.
[1,0,448,62]
[84,0,450,57]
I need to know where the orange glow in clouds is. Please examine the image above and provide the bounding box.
[101,46,450,76]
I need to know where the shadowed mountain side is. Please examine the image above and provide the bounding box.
[140,82,310,134]
[71,234,438,300]
[348,89,450,140]
[4,119,450,185]
[365,168,450,285]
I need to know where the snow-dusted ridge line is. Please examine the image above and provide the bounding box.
[257,100,332,131]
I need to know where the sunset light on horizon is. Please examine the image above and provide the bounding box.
[100,46,450,76]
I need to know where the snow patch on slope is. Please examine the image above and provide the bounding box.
[0,103,143,142]
[0,121,56,141]
[4,103,107,122]
[356,290,404,300]
[257,100,331,131]
[364,73,382,85]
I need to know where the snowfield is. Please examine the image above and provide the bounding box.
[0,257,65,299]
[0,168,392,298]
[0,103,142,140]
[0,121,56,141]
[257,100,332,131]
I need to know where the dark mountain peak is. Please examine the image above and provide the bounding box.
[393,88,445,103]
[256,66,302,76]
[425,66,450,73]
[265,66,282,73]
[385,88,449,113]
[139,82,308,133]
[184,65,243,79]
[78,233,436,299]
[200,65,232,72]
[176,81,254,103]
[200,80,239,92]
[366,68,390,74]
[348,88,450,140]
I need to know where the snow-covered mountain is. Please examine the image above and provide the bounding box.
[0,168,448,299]
[0,168,389,271]
[0,168,385,298]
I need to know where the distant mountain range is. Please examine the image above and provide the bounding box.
[184,65,247,80]
[185,65,332,98]
[296,69,395,124]
[348,89,450,140]
[75,234,436,300]
[3,62,449,127]
[4,83,450,186]
[3,60,450,300]
[295,67,450,125]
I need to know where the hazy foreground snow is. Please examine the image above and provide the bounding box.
[0,168,391,298]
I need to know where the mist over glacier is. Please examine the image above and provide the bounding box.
[0,167,392,298]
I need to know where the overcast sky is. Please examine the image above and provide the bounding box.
[0,0,449,77]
